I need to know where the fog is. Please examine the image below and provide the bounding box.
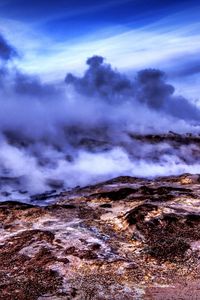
[0,34,200,200]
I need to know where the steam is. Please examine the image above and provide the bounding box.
[65,56,200,121]
[0,35,200,199]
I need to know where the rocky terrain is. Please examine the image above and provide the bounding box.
[0,173,200,299]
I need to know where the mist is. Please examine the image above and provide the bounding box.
[0,34,200,200]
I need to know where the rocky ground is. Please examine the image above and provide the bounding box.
[0,173,200,299]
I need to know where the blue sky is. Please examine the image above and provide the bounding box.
[0,0,200,98]
[1,0,199,38]
[0,1,198,22]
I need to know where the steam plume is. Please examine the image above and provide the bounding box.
[0,35,199,200]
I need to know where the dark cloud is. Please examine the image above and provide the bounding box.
[135,69,175,109]
[65,55,200,122]
[65,55,133,101]
[166,96,200,121]
[136,69,200,121]
[0,33,18,61]
[13,72,61,97]
[0,67,7,86]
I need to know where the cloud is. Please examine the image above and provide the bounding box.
[13,71,61,97]
[2,12,200,94]
[0,32,199,198]
[135,69,174,109]
[171,58,200,78]
[65,55,133,101]
[0,33,18,61]
[66,55,200,122]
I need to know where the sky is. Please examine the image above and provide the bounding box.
[0,0,200,96]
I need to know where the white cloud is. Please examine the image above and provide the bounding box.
[1,13,200,99]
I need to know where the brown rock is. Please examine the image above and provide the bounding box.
[0,174,200,299]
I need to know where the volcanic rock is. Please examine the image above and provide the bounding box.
[0,174,200,299]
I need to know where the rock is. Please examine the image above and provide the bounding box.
[0,174,200,299]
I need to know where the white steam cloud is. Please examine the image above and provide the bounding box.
[0,34,200,201]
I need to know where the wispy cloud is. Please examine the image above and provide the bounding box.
[1,8,200,99]
[36,0,135,24]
